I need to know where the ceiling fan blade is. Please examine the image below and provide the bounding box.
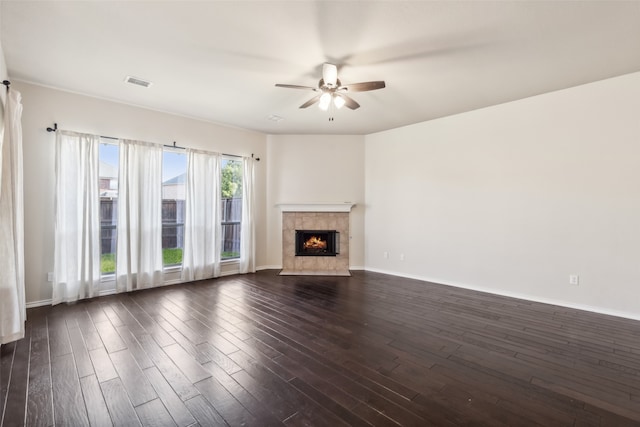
[299,94,322,109]
[275,84,318,91]
[322,63,338,86]
[341,81,386,92]
[336,93,360,110]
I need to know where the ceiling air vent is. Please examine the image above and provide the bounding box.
[124,76,152,88]
[267,114,284,123]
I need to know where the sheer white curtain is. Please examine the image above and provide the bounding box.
[239,157,255,274]
[116,140,163,292]
[0,88,25,344]
[181,149,221,281]
[52,131,101,305]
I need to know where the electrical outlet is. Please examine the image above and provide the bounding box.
[569,275,579,286]
[383,251,389,259]
[399,253,405,261]
[47,272,54,282]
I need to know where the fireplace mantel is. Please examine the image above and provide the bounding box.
[277,202,355,212]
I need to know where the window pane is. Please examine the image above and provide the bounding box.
[162,151,187,266]
[99,142,119,275]
[221,158,242,260]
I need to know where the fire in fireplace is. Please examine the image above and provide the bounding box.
[295,230,339,256]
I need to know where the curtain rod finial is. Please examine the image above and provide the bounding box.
[46,123,58,132]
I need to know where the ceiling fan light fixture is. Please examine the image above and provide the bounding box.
[319,92,332,111]
[333,94,345,109]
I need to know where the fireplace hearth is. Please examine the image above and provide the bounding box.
[295,230,339,256]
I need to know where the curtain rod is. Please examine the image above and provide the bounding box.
[45,122,259,160]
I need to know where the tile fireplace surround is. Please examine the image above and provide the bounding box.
[278,203,354,276]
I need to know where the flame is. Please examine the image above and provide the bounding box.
[304,236,327,250]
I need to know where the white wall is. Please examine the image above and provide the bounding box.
[365,72,640,319]
[16,81,267,305]
[0,10,7,108]
[265,134,365,269]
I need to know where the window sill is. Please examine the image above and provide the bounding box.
[101,273,115,282]
[163,265,182,273]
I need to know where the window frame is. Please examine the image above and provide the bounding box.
[98,139,120,279]
[99,143,246,283]
[161,149,187,270]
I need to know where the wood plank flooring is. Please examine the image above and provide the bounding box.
[2,270,640,426]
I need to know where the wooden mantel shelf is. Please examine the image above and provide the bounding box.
[277,202,355,212]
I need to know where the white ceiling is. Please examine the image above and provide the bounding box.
[2,1,640,135]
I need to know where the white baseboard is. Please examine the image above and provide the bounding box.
[26,299,52,309]
[256,265,281,271]
[255,265,365,272]
[365,267,640,322]
[26,286,120,308]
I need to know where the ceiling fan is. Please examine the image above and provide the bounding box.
[275,63,385,111]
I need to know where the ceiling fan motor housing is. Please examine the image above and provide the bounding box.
[322,63,338,87]
[319,78,341,91]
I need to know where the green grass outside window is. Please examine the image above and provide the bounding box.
[101,248,239,274]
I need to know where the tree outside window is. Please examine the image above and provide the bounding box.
[221,158,242,260]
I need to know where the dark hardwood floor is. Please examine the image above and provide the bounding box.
[2,270,640,426]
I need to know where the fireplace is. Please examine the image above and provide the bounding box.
[278,203,353,276]
[295,230,339,256]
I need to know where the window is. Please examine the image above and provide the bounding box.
[98,144,242,275]
[99,141,119,275]
[221,158,242,260]
[162,150,187,267]
[57,129,255,302]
